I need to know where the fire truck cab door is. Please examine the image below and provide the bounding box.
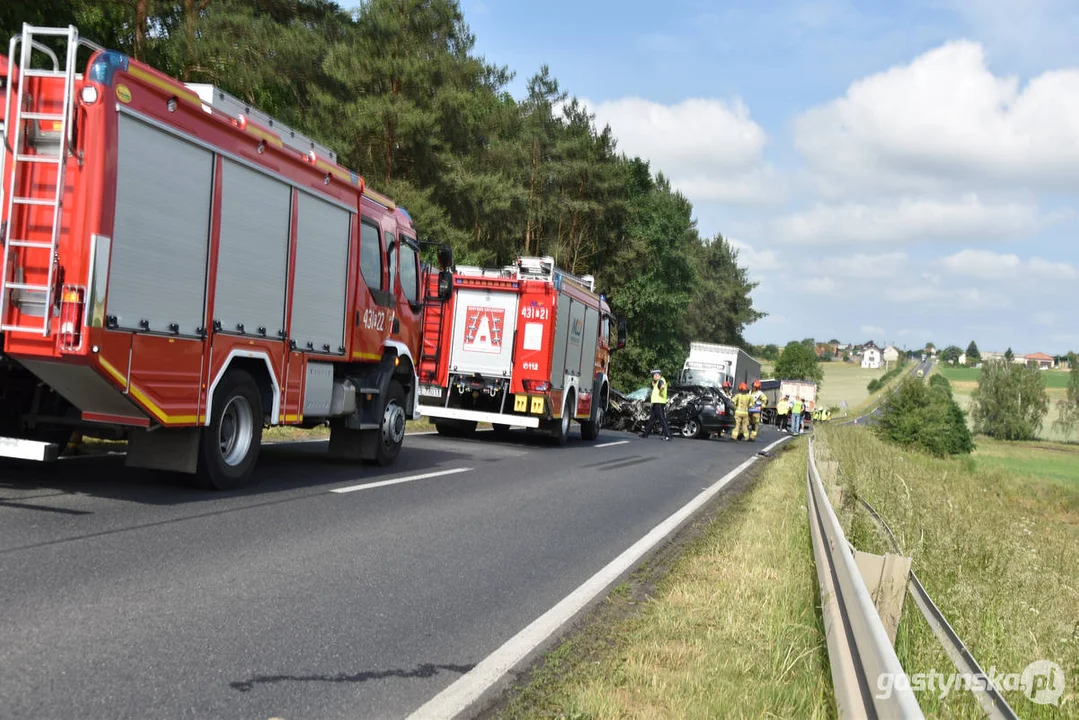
[449,288,519,379]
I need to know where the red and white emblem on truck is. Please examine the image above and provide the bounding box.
[463,306,505,354]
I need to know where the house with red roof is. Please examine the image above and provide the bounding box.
[1024,352,1055,370]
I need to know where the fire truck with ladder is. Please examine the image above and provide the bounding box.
[0,25,452,488]
[418,256,626,444]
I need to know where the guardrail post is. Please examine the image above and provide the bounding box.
[854,551,912,646]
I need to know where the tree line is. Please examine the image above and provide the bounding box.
[1,0,764,391]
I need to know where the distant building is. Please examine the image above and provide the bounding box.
[883,345,900,363]
[958,352,967,366]
[1024,352,1055,370]
[861,342,882,369]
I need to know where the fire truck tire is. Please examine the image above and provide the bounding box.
[549,390,574,446]
[369,380,407,466]
[580,402,603,441]
[197,370,263,490]
[491,423,511,437]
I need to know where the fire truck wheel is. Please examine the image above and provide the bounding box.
[198,371,263,490]
[371,380,407,466]
[491,423,511,438]
[580,403,603,441]
[550,390,574,446]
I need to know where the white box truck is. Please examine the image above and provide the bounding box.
[679,343,761,390]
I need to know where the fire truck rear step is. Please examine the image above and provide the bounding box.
[0,437,60,462]
[421,406,540,428]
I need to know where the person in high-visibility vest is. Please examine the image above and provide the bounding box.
[748,379,767,441]
[776,395,791,433]
[638,369,672,441]
[791,397,805,434]
[732,382,753,441]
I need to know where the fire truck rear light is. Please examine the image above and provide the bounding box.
[80,86,99,105]
[59,285,86,351]
[522,379,549,393]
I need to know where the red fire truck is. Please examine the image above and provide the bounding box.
[0,25,451,488]
[418,256,626,444]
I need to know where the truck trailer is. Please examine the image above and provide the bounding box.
[418,256,625,444]
[679,342,761,390]
[0,25,451,488]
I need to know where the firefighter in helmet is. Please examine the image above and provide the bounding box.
[732,382,753,441]
[639,369,672,441]
[748,379,767,441]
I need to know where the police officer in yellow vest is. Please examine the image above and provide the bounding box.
[748,379,767,441]
[638,369,672,441]
[732,382,753,441]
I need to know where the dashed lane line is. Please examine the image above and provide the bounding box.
[329,467,473,494]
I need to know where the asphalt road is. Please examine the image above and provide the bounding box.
[0,424,781,720]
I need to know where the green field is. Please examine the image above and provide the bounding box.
[973,436,1079,486]
[939,365,1072,389]
[815,361,893,413]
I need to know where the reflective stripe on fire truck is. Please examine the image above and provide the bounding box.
[99,356,204,425]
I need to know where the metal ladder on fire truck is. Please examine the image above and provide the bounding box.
[0,25,91,335]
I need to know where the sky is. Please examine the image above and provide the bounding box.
[346,0,1079,354]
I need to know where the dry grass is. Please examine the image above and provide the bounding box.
[497,442,834,719]
[815,426,1079,718]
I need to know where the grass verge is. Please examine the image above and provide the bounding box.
[494,441,834,719]
[815,425,1079,718]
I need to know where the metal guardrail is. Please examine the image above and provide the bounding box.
[857,497,1020,720]
[806,437,925,719]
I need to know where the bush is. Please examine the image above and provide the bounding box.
[928,373,952,396]
[865,361,908,393]
[875,378,974,457]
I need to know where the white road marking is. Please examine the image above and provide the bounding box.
[407,434,791,720]
[592,440,630,448]
[330,467,473,494]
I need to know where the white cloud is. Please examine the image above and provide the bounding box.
[814,252,907,278]
[584,96,778,203]
[794,40,1079,194]
[884,285,1011,310]
[805,276,838,295]
[770,195,1040,245]
[941,249,1079,280]
[861,324,886,336]
[729,238,780,274]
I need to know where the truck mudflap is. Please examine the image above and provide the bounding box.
[418,405,540,428]
[0,436,60,462]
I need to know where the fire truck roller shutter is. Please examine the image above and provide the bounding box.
[212,159,290,338]
[108,113,212,336]
[563,298,587,379]
[549,292,572,389]
[579,306,600,394]
[291,191,350,354]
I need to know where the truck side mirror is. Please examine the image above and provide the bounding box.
[437,244,454,270]
[437,270,453,300]
[616,318,628,349]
